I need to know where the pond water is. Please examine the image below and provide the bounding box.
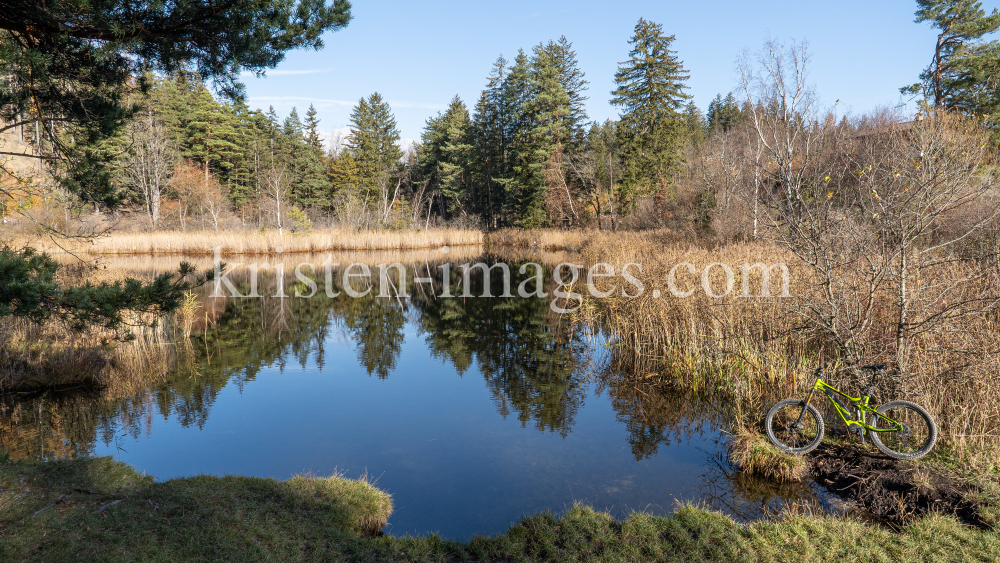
[1,251,846,540]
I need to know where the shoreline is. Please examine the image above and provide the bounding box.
[1,455,997,562]
[6,227,485,256]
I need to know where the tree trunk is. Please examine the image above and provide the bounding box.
[151,187,160,228]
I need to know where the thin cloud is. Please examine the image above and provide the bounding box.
[387,100,448,110]
[241,69,331,78]
[249,96,446,110]
[250,96,355,107]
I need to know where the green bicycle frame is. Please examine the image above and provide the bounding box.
[797,378,902,433]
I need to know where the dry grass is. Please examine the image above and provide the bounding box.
[0,265,176,393]
[0,317,173,393]
[82,227,483,255]
[486,228,683,251]
[728,431,809,482]
[529,229,1000,470]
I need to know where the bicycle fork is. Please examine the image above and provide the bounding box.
[795,389,816,425]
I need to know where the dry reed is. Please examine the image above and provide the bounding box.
[0,266,177,393]
[551,229,1000,469]
[486,228,681,251]
[84,227,483,255]
[728,431,809,481]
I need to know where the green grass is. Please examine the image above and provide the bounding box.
[2,456,999,562]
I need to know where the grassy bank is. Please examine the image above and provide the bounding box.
[39,227,485,255]
[1,456,997,562]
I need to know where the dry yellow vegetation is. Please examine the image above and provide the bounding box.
[84,227,483,255]
[529,230,1000,469]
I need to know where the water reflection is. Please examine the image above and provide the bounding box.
[0,253,853,538]
[412,258,588,436]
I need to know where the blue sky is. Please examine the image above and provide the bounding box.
[242,0,1000,142]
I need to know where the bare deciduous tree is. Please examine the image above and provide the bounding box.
[260,165,288,235]
[124,114,175,228]
[738,39,827,224]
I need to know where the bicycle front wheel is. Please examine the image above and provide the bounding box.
[869,400,937,460]
[765,398,825,454]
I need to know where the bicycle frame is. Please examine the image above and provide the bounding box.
[798,378,902,433]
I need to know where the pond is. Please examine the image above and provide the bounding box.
[0,250,847,540]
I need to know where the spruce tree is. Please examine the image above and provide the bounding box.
[296,104,331,209]
[184,88,241,180]
[346,93,402,215]
[501,51,540,227]
[706,92,742,133]
[610,18,690,209]
[521,43,574,227]
[471,56,510,228]
[304,104,324,150]
[420,96,474,217]
[548,36,589,147]
[682,102,707,146]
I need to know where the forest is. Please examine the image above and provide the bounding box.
[0,15,945,238]
[4,5,1000,244]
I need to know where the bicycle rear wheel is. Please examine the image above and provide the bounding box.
[869,400,937,460]
[765,398,825,454]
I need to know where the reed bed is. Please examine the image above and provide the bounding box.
[486,228,680,251]
[49,246,487,277]
[559,230,1000,469]
[0,317,173,393]
[0,265,177,393]
[84,227,484,255]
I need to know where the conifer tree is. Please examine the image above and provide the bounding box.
[295,104,331,209]
[184,88,241,180]
[500,51,540,227]
[904,0,1000,128]
[610,18,690,209]
[419,96,474,217]
[346,93,402,221]
[682,102,707,146]
[706,92,742,133]
[548,36,589,147]
[304,104,324,150]
[472,56,510,228]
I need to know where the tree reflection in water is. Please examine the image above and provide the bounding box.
[0,255,855,524]
[2,258,588,455]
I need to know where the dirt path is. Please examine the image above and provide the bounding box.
[809,441,988,528]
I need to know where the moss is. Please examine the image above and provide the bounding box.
[2,456,1000,562]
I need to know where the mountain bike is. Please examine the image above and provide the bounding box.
[765,365,937,460]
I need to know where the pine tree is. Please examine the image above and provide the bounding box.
[610,18,691,209]
[905,1,1000,108]
[904,1,1000,131]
